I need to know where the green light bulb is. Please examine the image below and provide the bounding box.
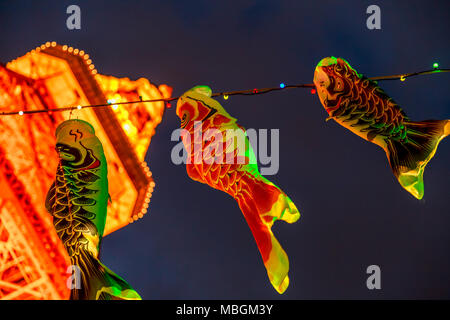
[433,62,439,69]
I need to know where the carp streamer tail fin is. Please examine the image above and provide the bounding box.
[71,249,141,300]
[385,119,449,200]
[235,175,300,294]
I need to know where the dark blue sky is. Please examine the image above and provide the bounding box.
[1,0,449,299]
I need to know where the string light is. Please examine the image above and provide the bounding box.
[1,67,449,116]
[433,62,439,69]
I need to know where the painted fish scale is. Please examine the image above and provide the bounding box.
[47,160,101,259]
[190,127,248,194]
[319,61,411,149]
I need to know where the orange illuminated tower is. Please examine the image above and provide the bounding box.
[0,42,172,299]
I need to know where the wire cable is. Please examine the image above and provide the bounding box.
[1,68,448,116]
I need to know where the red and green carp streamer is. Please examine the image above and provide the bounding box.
[45,119,141,300]
[314,57,449,200]
[176,86,300,294]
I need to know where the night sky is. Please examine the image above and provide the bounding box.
[1,0,449,299]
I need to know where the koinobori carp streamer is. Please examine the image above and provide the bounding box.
[176,86,300,294]
[314,57,449,199]
[45,119,141,300]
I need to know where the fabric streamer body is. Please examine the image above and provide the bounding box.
[176,86,300,294]
[45,119,141,300]
[314,57,449,199]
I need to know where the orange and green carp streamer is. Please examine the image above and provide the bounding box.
[45,119,141,300]
[314,57,449,199]
[176,86,300,294]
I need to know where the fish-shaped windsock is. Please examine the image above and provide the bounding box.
[45,119,141,300]
[176,86,300,294]
[314,57,449,199]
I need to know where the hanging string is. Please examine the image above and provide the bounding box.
[1,67,449,116]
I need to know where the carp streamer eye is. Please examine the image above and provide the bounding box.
[335,78,344,92]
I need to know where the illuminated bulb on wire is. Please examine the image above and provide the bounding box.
[77,105,82,110]
[279,83,285,88]
[400,76,405,82]
[19,111,24,115]
[223,94,229,100]
[433,62,439,69]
